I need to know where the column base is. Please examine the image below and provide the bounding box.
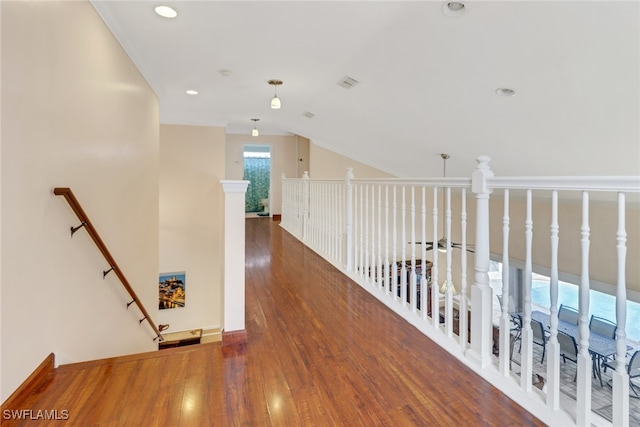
[222,329,247,347]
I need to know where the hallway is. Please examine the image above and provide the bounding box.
[4,218,542,426]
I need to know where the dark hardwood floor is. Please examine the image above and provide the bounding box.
[5,218,543,426]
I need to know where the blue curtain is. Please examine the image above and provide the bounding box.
[244,157,270,212]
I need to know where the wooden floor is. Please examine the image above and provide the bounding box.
[5,218,543,426]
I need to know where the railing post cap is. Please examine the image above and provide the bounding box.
[476,155,491,170]
[346,168,355,181]
[472,155,494,194]
[303,171,310,180]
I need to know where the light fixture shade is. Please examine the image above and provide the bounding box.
[252,127,259,137]
[439,280,457,295]
[271,96,281,109]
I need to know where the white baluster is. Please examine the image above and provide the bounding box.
[365,184,370,284]
[411,186,417,312]
[499,189,511,375]
[459,188,468,350]
[421,186,427,320]
[547,190,561,410]
[377,185,383,290]
[521,189,533,392]
[576,191,591,426]
[401,186,407,306]
[392,186,398,299]
[359,184,365,277]
[353,185,359,276]
[445,186,453,338]
[370,185,376,287]
[431,187,439,327]
[385,185,391,296]
[612,192,629,426]
[302,171,309,243]
[345,169,354,272]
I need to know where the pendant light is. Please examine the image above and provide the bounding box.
[437,154,451,253]
[251,118,260,137]
[268,79,283,109]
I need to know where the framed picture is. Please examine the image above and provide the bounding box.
[159,272,186,309]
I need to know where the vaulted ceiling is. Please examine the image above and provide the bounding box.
[91,1,639,178]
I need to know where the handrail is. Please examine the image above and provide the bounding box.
[53,187,164,342]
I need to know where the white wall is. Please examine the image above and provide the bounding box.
[158,125,225,333]
[1,0,159,400]
[309,143,395,179]
[226,134,309,215]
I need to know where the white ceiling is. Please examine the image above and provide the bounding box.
[91,1,640,178]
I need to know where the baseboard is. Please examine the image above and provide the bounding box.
[222,329,247,347]
[1,353,55,410]
[201,327,222,344]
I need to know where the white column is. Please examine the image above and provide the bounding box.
[220,180,250,338]
[467,155,494,368]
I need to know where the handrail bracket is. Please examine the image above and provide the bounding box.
[103,266,115,278]
[70,221,87,237]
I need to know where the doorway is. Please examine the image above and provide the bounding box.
[243,144,271,216]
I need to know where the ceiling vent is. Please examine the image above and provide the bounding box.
[302,111,315,119]
[337,76,359,89]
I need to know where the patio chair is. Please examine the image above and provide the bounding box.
[604,350,640,398]
[531,319,547,363]
[589,315,616,339]
[558,331,578,381]
[558,304,579,325]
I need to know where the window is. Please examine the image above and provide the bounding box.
[490,261,639,344]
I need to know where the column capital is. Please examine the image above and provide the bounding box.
[221,180,250,193]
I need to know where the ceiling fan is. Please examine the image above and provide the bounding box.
[416,153,475,254]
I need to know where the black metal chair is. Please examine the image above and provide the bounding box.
[604,350,640,398]
[558,304,579,325]
[589,315,616,339]
[531,319,547,363]
[558,331,578,381]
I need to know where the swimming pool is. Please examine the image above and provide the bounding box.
[531,280,640,343]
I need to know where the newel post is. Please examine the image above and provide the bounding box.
[467,156,494,367]
[345,168,355,272]
[220,180,250,347]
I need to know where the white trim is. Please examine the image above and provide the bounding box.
[220,180,249,193]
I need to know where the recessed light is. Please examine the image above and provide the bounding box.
[155,5,177,18]
[186,90,198,95]
[495,88,516,97]
[442,1,466,16]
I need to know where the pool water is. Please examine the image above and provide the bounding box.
[531,280,640,343]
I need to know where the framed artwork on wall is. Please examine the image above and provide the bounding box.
[159,272,186,309]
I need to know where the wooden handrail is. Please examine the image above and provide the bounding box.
[53,187,163,342]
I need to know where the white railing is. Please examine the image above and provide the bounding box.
[280,156,640,427]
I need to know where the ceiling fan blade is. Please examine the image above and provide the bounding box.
[451,242,475,253]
